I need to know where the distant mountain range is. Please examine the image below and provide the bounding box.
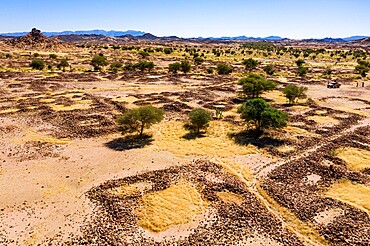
[0,29,145,37]
[0,29,368,42]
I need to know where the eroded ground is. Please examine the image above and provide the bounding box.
[0,42,370,245]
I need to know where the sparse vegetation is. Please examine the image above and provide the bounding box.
[2,27,370,246]
[297,65,308,77]
[57,59,70,72]
[355,60,370,78]
[263,64,276,75]
[242,58,260,72]
[109,62,123,73]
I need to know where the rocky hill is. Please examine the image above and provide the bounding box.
[7,28,66,50]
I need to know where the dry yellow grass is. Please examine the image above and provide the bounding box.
[39,98,55,103]
[335,147,370,171]
[284,126,318,137]
[290,105,311,112]
[276,145,296,153]
[217,159,253,181]
[150,121,259,158]
[48,103,91,111]
[263,90,287,104]
[283,126,319,141]
[136,181,207,232]
[12,130,70,145]
[315,110,327,115]
[216,191,244,205]
[307,116,339,126]
[0,108,19,114]
[324,180,370,214]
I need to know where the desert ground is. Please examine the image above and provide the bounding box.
[0,31,370,245]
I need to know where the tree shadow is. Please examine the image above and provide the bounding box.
[228,130,285,148]
[105,134,153,151]
[182,132,206,140]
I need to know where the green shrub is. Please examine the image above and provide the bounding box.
[30,59,45,70]
[169,62,181,74]
[238,98,288,131]
[91,55,108,71]
[238,74,276,98]
[282,84,308,104]
[216,63,232,75]
[186,108,212,133]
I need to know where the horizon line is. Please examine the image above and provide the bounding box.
[0,28,369,40]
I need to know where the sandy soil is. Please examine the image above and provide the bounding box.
[0,41,369,245]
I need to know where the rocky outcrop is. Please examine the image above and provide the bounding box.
[7,28,66,50]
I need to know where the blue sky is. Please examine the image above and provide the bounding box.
[1,0,369,38]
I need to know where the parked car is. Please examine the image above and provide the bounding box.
[327,81,341,88]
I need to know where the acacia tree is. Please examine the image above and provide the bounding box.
[263,64,276,75]
[238,98,288,131]
[91,54,108,71]
[243,58,260,73]
[238,74,276,98]
[117,105,164,137]
[296,59,308,77]
[282,84,308,104]
[134,61,154,72]
[180,60,191,73]
[216,63,232,75]
[109,62,123,73]
[355,60,370,78]
[168,62,181,74]
[295,59,305,67]
[186,108,212,133]
[297,66,308,77]
[30,59,45,70]
[57,59,70,72]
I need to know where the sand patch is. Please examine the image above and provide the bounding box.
[324,180,370,214]
[136,180,207,232]
[314,209,343,225]
[335,147,370,171]
[319,97,369,110]
[318,97,370,116]
[304,174,321,185]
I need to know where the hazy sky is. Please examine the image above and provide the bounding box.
[1,0,369,38]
